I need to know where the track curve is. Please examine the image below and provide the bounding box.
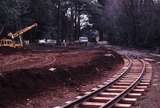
[54,56,152,108]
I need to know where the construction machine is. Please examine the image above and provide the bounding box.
[0,23,38,48]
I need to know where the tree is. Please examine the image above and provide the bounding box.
[103,0,160,48]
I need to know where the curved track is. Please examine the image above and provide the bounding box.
[55,57,152,108]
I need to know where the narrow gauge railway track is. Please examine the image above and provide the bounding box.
[54,57,152,108]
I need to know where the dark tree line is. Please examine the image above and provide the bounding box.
[0,0,103,43]
[103,0,160,48]
[0,0,160,48]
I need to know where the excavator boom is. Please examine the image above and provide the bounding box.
[0,23,38,48]
[8,23,38,39]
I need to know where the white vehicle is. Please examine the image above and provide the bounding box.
[46,39,57,44]
[38,39,46,44]
[38,39,57,44]
[79,37,88,43]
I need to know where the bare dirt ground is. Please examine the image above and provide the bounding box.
[0,48,103,72]
[0,47,123,108]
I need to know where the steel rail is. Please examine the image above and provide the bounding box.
[62,56,132,108]
[101,59,146,108]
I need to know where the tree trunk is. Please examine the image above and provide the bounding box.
[57,0,62,45]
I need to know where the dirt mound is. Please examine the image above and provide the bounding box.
[0,48,123,107]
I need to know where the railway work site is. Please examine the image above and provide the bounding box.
[0,47,124,107]
[0,0,160,108]
[0,46,160,108]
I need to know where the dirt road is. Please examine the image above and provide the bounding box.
[0,49,104,73]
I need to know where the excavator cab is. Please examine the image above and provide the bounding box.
[0,38,22,48]
[0,39,14,48]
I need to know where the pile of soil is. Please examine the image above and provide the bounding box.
[0,48,123,107]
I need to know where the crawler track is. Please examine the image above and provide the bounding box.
[55,57,152,108]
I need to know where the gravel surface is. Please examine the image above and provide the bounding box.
[107,45,160,108]
[131,62,160,108]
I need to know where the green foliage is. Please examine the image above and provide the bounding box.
[0,0,159,48]
[0,0,103,41]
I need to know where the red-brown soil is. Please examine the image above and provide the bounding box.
[0,48,123,108]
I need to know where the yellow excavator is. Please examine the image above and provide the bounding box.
[0,23,38,48]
